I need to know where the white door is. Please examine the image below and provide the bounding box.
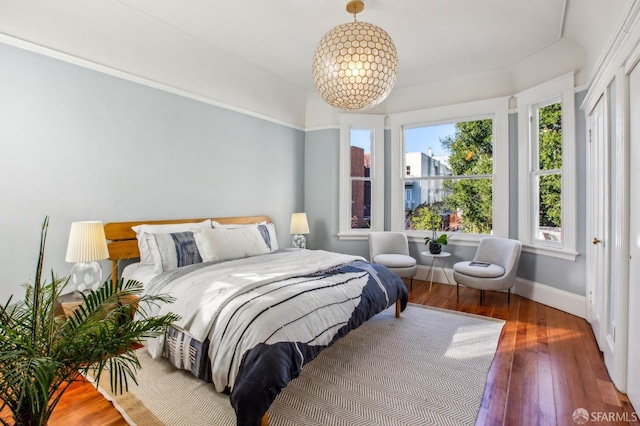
[586,96,609,351]
[627,62,640,412]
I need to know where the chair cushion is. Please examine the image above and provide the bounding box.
[453,261,505,278]
[372,254,416,268]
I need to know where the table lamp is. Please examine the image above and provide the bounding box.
[290,213,310,249]
[65,221,109,297]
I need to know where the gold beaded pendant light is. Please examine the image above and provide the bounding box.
[312,0,399,110]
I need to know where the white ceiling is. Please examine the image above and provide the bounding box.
[0,0,634,117]
[115,0,572,91]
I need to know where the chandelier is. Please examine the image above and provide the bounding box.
[312,0,399,110]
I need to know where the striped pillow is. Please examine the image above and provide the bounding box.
[145,231,203,273]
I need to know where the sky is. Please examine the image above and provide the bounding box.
[351,123,456,157]
[404,123,456,156]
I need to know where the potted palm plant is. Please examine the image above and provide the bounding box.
[0,217,179,426]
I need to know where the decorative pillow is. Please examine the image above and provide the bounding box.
[132,220,212,266]
[211,220,253,229]
[192,226,270,262]
[146,231,203,273]
[257,223,279,251]
[211,221,279,252]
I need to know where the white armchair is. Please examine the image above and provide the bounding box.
[368,232,417,291]
[453,237,522,305]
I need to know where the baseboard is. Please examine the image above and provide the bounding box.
[513,277,586,319]
[414,265,586,319]
[415,265,454,286]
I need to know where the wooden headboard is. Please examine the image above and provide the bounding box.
[104,215,272,280]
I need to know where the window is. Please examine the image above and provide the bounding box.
[517,73,577,259]
[389,98,509,241]
[339,114,385,238]
[533,101,562,243]
[403,120,493,235]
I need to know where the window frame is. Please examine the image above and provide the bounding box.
[389,97,510,244]
[338,114,385,239]
[517,72,578,260]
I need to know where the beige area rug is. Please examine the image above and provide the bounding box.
[92,304,505,426]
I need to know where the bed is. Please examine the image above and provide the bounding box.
[104,216,409,426]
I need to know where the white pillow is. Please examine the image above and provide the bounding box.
[193,226,270,262]
[211,220,266,229]
[211,221,279,252]
[132,220,212,265]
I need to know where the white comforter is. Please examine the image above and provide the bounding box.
[142,249,369,391]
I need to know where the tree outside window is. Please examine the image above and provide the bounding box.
[404,119,494,235]
[535,102,562,242]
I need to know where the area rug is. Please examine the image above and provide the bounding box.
[92,304,505,426]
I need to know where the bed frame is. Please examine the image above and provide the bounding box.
[103,215,272,281]
[103,214,401,426]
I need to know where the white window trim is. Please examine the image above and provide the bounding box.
[388,97,510,244]
[516,72,578,260]
[338,114,385,239]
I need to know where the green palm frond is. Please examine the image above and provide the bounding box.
[0,217,179,426]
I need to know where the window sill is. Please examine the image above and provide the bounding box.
[408,234,579,261]
[521,244,579,261]
[407,232,495,247]
[407,236,480,247]
[337,232,370,241]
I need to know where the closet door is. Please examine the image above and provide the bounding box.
[586,96,609,350]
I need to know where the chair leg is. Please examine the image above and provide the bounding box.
[410,276,413,292]
[508,288,511,304]
[456,282,459,302]
[479,290,484,305]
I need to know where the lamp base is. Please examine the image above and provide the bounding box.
[70,261,103,298]
[292,234,307,249]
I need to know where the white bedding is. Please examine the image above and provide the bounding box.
[140,250,367,390]
[122,262,159,287]
[134,248,409,425]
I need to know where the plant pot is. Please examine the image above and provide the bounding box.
[428,241,442,254]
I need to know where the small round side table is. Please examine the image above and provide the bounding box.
[420,251,452,291]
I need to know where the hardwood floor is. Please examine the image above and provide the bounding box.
[36,279,639,425]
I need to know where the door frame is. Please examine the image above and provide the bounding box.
[583,67,631,394]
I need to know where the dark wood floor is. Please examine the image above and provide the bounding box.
[22,279,640,425]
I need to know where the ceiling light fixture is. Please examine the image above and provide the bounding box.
[312,0,398,110]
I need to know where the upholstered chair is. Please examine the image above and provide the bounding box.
[453,237,522,305]
[368,232,418,291]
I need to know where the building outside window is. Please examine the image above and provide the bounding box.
[350,141,372,229]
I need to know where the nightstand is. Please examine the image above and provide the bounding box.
[56,292,84,316]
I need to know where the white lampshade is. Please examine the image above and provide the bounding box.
[65,221,109,262]
[65,221,109,297]
[290,213,310,235]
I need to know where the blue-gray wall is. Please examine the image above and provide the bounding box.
[304,91,589,296]
[0,39,589,301]
[304,129,370,258]
[0,43,305,301]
